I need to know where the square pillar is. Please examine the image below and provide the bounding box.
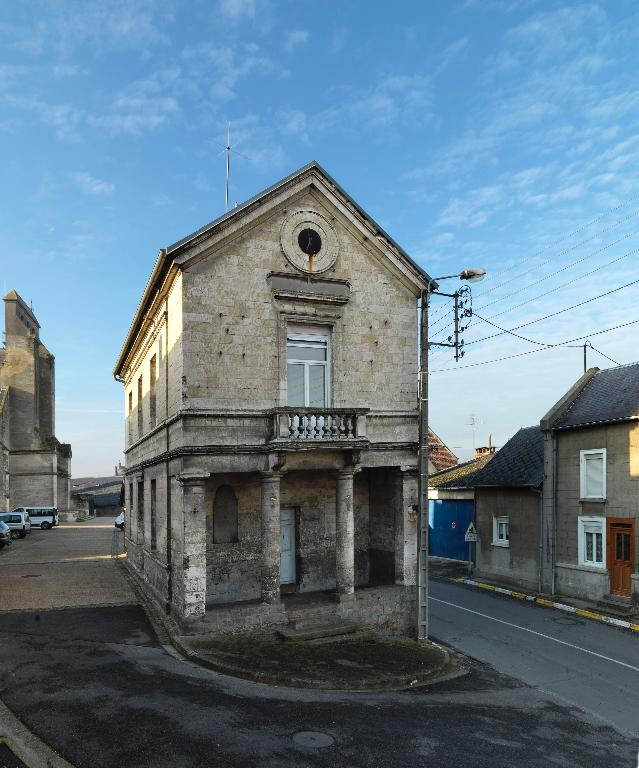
[394,468,418,586]
[336,467,355,596]
[260,471,282,603]
[177,472,209,621]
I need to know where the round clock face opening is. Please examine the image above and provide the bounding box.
[298,228,322,256]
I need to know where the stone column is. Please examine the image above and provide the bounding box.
[336,466,355,596]
[260,472,282,603]
[394,468,418,586]
[177,472,209,622]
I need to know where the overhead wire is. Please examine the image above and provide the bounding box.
[465,276,639,346]
[429,319,638,373]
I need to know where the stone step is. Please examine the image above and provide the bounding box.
[286,608,339,630]
[598,595,635,616]
[307,630,375,645]
[277,621,359,642]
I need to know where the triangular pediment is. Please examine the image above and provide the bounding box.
[169,162,431,294]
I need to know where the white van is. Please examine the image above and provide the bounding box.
[0,509,31,538]
[24,507,59,530]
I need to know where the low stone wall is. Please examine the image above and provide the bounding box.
[191,600,288,636]
[338,585,416,637]
[555,561,609,602]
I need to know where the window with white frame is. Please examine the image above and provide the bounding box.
[580,449,606,500]
[492,516,509,546]
[578,516,605,568]
[286,332,329,407]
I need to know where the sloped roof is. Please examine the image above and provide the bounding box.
[428,428,458,472]
[429,453,494,489]
[473,426,543,488]
[552,362,639,430]
[114,161,432,378]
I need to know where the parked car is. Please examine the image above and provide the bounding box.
[0,521,12,548]
[0,509,31,538]
[115,511,125,531]
[22,506,59,529]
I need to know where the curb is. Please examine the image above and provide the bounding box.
[0,699,76,768]
[454,577,639,634]
[116,560,463,691]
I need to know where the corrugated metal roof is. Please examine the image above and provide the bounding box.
[553,362,639,430]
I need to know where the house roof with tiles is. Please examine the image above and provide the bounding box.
[429,453,494,489]
[550,362,639,430]
[472,426,544,488]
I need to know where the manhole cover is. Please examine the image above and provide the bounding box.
[292,731,335,749]
[0,741,28,767]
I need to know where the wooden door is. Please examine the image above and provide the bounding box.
[607,519,634,597]
[280,507,296,585]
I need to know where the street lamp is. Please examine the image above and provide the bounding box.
[416,267,486,643]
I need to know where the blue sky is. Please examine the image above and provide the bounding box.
[2,0,639,474]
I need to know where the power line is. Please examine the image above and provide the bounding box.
[587,343,620,366]
[476,227,639,314]
[466,276,639,346]
[484,244,639,321]
[430,318,638,373]
[473,206,639,300]
[428,204,639,332]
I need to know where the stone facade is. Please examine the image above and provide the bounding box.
[114,162,427,633]
[475,487,541,590]
[546,421,639,603]
[0,291,71,513]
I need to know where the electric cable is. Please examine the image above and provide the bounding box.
[429,319,638,373]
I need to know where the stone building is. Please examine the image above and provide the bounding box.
[113,162,431,634]
[541,364,639,607]
[0,291,71,513]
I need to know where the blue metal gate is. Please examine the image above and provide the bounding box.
[428,499,474,560]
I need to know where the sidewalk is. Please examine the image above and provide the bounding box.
[429,557,639,634]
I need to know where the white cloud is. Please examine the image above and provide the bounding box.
[218,0,256,20]
[285,29,308,52]
[70,172,115,196]
[89,69,180,136]
[277,108,309,142]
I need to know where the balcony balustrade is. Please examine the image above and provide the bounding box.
[269,408,368,444]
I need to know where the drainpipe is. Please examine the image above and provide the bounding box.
[532,487,543,594]
[551,431,557,596]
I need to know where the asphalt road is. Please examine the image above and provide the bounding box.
[0,519,135,611]
[0,524,637,767]
[429,580,639,739]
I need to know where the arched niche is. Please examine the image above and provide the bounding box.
[213,485,238,543]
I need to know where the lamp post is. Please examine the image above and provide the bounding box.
[416,267,486,642]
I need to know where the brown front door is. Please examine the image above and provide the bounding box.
[607,519,634,597]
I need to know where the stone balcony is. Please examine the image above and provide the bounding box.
[268,407,369,448]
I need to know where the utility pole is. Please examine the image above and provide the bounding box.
[417,288,430,642]
[415,268,485,643]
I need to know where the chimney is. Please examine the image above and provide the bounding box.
[475,433,497,460]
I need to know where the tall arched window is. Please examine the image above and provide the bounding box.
[213,485,238,543]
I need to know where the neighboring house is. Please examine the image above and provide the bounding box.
[472,427,544,591]
[428,428,458,473]
[113,161,431,634]
[0,291,71,514]
[71,475,124,519]
[541,364,639,606]
[428,449,495,561]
